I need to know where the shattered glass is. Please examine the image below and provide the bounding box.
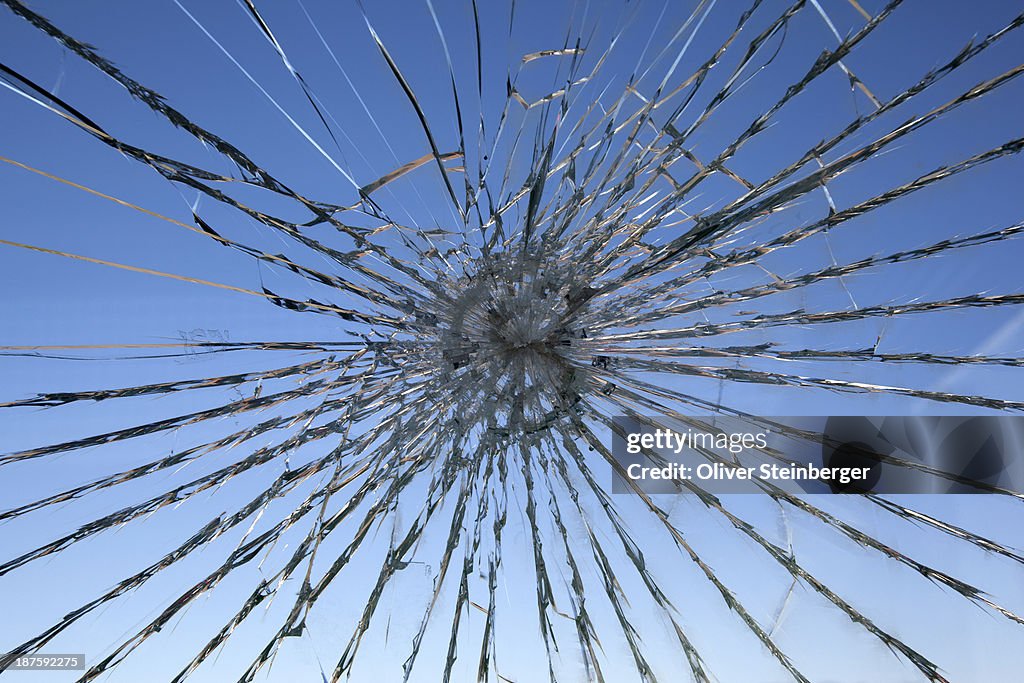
[1,0,1023,681]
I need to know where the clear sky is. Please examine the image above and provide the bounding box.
[1,1,1023,681]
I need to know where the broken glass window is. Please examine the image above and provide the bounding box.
[1,1,1023,681]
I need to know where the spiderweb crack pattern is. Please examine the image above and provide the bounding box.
[1,1,1023,681]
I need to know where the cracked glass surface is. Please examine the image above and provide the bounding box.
[1,1,1023,681]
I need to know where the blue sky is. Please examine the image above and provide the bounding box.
[1,1,1024,681]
